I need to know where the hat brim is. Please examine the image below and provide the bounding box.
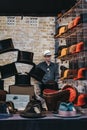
[0,49,19,54]
[16,61,35,66]
[0,113,13,119]
[53,113,81,118]
[20,112,46,118]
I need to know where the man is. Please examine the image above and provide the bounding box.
[34,50,58,110]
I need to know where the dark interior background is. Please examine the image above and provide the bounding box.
[0,0,76,16]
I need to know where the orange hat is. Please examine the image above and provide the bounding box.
[60,69,70,80]
[69,44,76,54]
[73,16,81,27]
[68,21,74,30]
[75,42,84,53]
[58,26,67,36]
[74,94,87,106]
[58,47,68,58]
[74,68,87,80]
[55,26,67,38]
[62,85,78,103]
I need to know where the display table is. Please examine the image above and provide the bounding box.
[0,112,87,130]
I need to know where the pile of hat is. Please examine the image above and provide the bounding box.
[54,13,87,38]
[0,38,46,90]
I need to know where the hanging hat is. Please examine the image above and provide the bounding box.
[0,62,18,79]
[0,79,4,90]
[68,21,74,30]
[60,66,68,78]
[55,45,67,58]
[74,94,87,107]
[60,69,70,80]
[0,38,18,54]
[73,16,81,27]
[74,68,87,80]
[17,50,35,66]
[69,44,77,54]
[14,73,31,86]
[54,25,67,38]
[29,66,46,83]
[54,102,81,118]
[20,99,46,118]
[58,47,68,59]
[75,42,84,53]
[62,85,78,103]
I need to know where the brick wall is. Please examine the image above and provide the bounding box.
[0,16,55,91]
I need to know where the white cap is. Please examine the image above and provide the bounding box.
[43,50,51,56]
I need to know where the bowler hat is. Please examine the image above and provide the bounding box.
[73,16,81,27]
[74,94,87,107]
[60,69,70,80]
[14,73,31,86]
[62,85,78,103]
[69,44,76,54]
[60,66,68,78]
[17,50,35,66]
[68,16,80,30]
[55,102,81,117]
[0,79,4,90]
[75,42,84,53]
[55,25,67,38]
[0,62,18,79]
[54,45,67,58]
[68,21,74,30]
[74,68,87,80]
[29,66,46,83]
[58,47,68,58]
[0,38,18,54]
[20,99,46,118]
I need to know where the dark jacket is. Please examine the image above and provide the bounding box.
[37,61,58,83]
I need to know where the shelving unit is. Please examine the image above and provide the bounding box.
[55,0,87,93]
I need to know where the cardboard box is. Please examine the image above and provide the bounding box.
[9,85,34,99]
[6,94,30,110]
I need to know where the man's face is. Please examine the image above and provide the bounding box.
[44,55,51,62]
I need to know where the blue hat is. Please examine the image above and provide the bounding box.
[54,102,81,117]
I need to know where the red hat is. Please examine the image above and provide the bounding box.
[62,85,78,103]
[75,42,84,53]
[74,94,87,106]
[74,68,87,80]
[73,16,81,27]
